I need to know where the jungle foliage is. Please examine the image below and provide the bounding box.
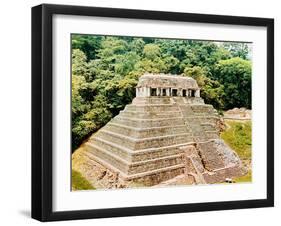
[71,35,252,150]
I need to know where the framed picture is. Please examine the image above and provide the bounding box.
[32,4,274,221]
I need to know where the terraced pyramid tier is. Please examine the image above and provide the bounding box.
[73,74,245,189]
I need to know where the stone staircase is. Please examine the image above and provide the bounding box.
[84,96,242,187]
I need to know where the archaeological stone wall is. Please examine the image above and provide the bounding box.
[75,74,245,188]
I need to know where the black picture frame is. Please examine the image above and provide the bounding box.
[31,3,274,222]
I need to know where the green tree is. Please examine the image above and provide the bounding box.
[130,38,145,54]
[114,52,140,76]
[71,35,252,151]
[184,66,225,109]
[71,48,113,150]
[214,57,251,109]
[143,44,161,60]
[72,34,102,60]
[72,49,89,78]
[222,43,251,60]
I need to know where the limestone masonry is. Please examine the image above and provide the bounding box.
[73,74,245,189]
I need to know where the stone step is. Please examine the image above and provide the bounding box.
[189,124,204,133]
[82,150,185,186]
[205,131,219,139]
[197,141,226,171]
[84,145,192,186]
[95,130,136,149]
[184,97,205,104]
[90,134,195,162]
[200,123,217,131]
[127,164,185,186]
[190,104,216,113]
[178,105,194,115]
[132,143,195,162]
[128,154,184,175]
[86,142,185,175]
[171,97,186,104]
[179,105,218,117]
[125,104,178,112]
[202,165,243,184]
[82,150,129,179]
[96,129,193,150]
[132,97,172,105]
[186,156,206,184]
[85,144,129,174]
[184,117,219,125]
[106,122,191,138]
[112,116,185,128]
[134,132,194,149]
[119,110,182,119]
[88,137,132,161]
[191,128,219,140]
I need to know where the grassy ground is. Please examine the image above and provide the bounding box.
[221,120,252,159]
[221,120,252,182]
[235,170,252,183]
[72,169,95,191]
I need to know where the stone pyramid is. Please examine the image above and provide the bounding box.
[75,74,245,189]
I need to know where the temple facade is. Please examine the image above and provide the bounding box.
[136,74,200,98]
[72,74,245,189]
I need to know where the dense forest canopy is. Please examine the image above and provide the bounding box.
[72,34,252,150]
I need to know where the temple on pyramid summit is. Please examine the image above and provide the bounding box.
[73,73,245,189]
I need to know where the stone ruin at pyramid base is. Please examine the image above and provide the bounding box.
[72,74,246,189]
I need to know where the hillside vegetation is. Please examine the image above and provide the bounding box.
[72,35,251,150]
